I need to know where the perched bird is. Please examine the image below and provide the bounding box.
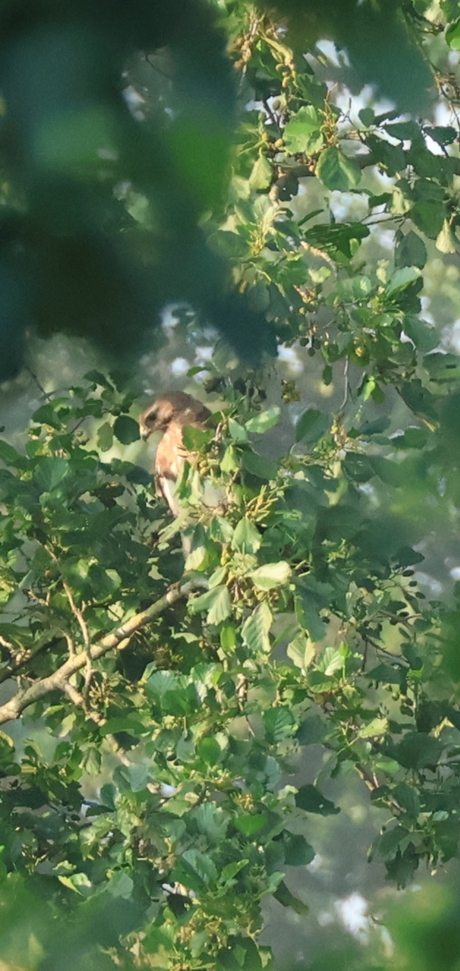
[138,392,212,517]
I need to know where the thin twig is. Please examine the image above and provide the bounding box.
[340,357,350,410]
[25,367,53,401]
[262,98,280,129]
[55,558,93,697]
[62,581,90,650]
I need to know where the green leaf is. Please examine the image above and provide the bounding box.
[403,316,439,353]
[101,717,147,737]
[317,646,344,677]
[0,441,28,468]
[232,517,262,554]
[391,427,427,450]
[192,802,230,841]
[210,516,234,544]
[31,402,64,429]
[283,105,324,154]
[273,881,309,914]
[384,121,420,142]
[107,872,134,899]
[220,624,237,653]
[424,351,460,383]
[207,585,232,625]
[295,577,332,642]
[395,231,427,269]
[182,424,212,451]
[58,872,93,895]
[184,523,210,572]
[209,565,229,588]
[446,18,460,49]
[245,406,280,434]
[189,585,228,618]
[242,450,277,479]
[412,201,446,238]
[392,783,420,817]
[234,813,268,836]
[356,717,389,739]
[344,452,375,483]
[34,456,69,491]
[217,936,264,971]
[424,125,457,146]
[113,415,139,445]
[280,831,315,866]
[385,266,421,295]
[297,714,327,746]
[84,370,114,387]
[242,602,272,654]
[145,669,182,700]
[436,219,457,254]
[196,736,223,767]
[209,230,250,259]
[249,561,291,590]
[392,732,443,770]
[295,408,329,444]
[220,860,250,884]
[228,418,248,442]
[399,378,438,420]
[97,421,114,452]
[377,825,409,861]
[221,445,240,472]
[295,784,339,815]
[263,706,297,742]
[287,633,315,671]
[359,107,375,126]
[114,762,149,792]
[249,153,273,190]
[316,147,360,191]
[173,849,218,892]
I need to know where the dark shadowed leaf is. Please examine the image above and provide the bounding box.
[295,784,339,815]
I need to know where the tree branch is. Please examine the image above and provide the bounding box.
[0,580,199,726]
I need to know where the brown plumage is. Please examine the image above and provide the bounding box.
[138,392,212,517]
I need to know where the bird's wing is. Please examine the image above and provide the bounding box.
[154,422,193,517]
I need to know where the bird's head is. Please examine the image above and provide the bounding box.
[138,392,210,440]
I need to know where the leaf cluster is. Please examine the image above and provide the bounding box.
[1,369,460,967]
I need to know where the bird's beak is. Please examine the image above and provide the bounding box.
[139,427,151,441]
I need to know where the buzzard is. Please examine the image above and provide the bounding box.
[138,391,213,517]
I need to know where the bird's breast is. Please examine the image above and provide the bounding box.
[154,423,192,480]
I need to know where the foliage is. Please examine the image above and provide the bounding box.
[3,0,460,968]
[0,361,459,967]
[0,0,458,375]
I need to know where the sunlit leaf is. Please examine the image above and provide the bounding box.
[232,517,262,554]
[207,585,232,625]
[245,406,280,434]
[234,813,268,836]
[287,633,316,671]
[356,717,389,739]
[242,602,272,654]
[250,561,291,589]
[283,105,324,154]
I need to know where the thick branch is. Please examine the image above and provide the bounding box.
[0,581,198,725]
